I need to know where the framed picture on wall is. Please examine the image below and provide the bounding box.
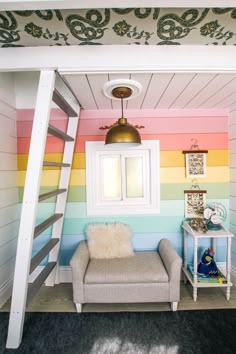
[184,190,207,218]
[183,150,208,178]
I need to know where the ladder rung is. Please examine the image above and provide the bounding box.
[38,189,67,202]
[48,124,74,142]
[52,88,78,117]
[27,262,57,306]
[30,239,59,275]
[34,214,63,239]
[43,161,70,167]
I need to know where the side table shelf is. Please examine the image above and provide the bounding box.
[182,221,233,301]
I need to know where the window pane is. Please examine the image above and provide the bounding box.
[125,157,143,198]
[102,157,121,199]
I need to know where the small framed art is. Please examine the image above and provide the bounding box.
[183,150,208,178]
[184,190,207,218]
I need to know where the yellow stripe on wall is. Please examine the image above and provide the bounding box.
[18,169,86,186]
[18,153,85,170]
[160,166,229,183]
[207,150,228,166]
[161,150,228,167]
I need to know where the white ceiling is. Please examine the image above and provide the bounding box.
[62,72,236,112]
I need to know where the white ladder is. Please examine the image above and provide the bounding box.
[6,70,80,349]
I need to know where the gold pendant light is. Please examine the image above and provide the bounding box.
[103,86,143,147]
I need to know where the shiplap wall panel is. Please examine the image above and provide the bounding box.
[0,205,18,228]
[0,72,18,307]
[0,115,16,137]
[0,136,17,154]
[0,257,15,288]
[0,238,18,268]
[170,73,216,109]
[0,221,19,247]
[0,101,16,121]
[185,74,235,109]
[63,74,97,110]
[128,73,152,109]
[0,153,17,171]
[86,74,111,109]
[0,171,17,189]
[141,73,173,109]
[0,188,18,209]
[202,78,236,109]
[0,73,15,108]
[214,92,236,110]
[157,73,195,109]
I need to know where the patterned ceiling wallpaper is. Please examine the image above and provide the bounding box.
[0,8,236,47]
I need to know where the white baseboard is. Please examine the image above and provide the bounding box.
[28,266,72,283]
[231,265,236,286]
[0,276,13,308]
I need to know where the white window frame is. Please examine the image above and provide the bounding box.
[86,140,160,216]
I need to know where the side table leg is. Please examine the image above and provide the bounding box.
[193,286,197,302]
[193,238,198,301]
[183,229,188,284]
[226,237,232,300]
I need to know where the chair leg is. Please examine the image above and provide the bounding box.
[171,302,178,311]
[76,303,82,313]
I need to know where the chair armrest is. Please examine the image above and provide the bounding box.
[159,239,182,301]
[70,240,90,303]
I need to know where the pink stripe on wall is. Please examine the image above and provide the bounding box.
[78,116,228,136]
[17,120,68,137]
[17,108,67,121]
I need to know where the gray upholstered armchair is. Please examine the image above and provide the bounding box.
[70,238,182,312]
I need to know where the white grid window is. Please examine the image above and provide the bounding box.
[86,140,160,216]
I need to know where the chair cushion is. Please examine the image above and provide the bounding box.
[84,251,169,284]
[85,222,134,259]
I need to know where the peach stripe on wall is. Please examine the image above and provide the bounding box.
[18,167,229,187]
[17,133,228,154]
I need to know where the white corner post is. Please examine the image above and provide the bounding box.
[6,70,55,349]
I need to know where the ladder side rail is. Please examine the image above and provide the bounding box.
[45,114,79,286]
[6,70,56,349]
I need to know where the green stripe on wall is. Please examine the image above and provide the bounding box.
[19,183,228,203]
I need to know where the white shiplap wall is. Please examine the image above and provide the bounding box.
[229,110,236,285]
[0,72,19,307]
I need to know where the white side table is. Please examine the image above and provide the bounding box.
[182,220,233,301]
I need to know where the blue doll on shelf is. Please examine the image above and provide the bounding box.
[197,248,219,277]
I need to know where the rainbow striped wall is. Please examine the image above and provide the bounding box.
[17,109,229,265]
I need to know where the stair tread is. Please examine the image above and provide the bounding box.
[27,262,57,306]
[43,161,70,167]
[52,88,78,117]
[34,213,63,238]
[38,189,67,202]
[48,124,74,142]
[30,239,59,275]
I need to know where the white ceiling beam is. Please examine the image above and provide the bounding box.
[1,46,236,74]
[0,1,235,10]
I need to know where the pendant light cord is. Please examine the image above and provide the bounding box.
[121,97,124,118]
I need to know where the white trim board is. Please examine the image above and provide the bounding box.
[0,276,13,308]
[1,46,236,73]
[0,1,234,11]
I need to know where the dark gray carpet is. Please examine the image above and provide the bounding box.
[1,310,236,354]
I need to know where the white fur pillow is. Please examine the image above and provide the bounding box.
[85,222,134,259]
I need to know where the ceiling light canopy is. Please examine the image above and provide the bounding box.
[101,80,144,147]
